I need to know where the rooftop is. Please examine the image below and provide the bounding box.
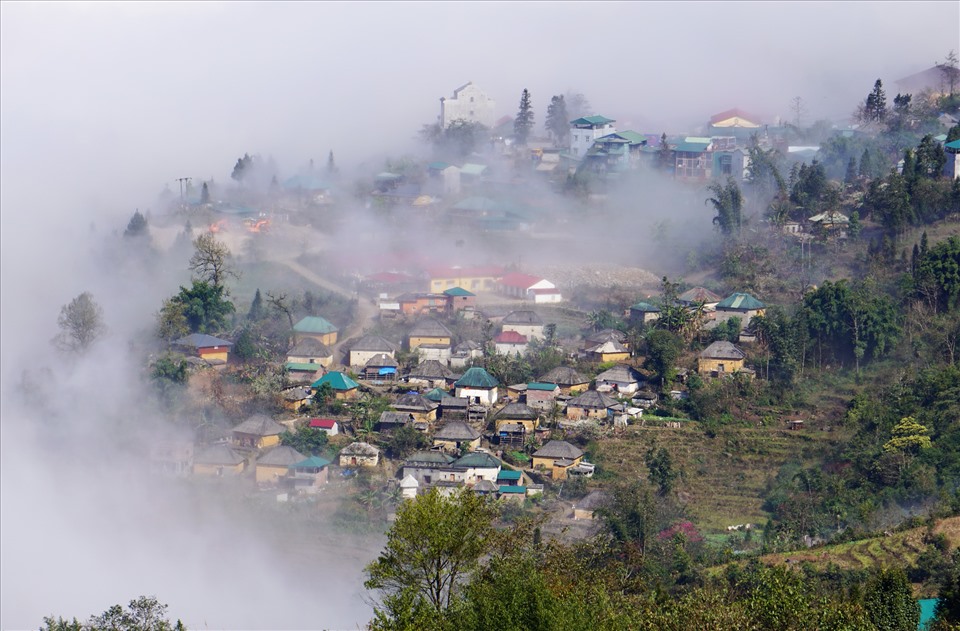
[533,440,584,460]
[716,293,766,311]
[293,316,338,335]
[455,367,499,389]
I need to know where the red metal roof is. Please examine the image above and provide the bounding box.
[495,331,528,344]
[309,419,338,429]
[498,272,543,289]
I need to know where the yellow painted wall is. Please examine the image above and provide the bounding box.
[566,406,608,420]
[299,331,338,346]
[256,464,289,484]
[333,389,359,401]
[495,418,538,433]
[408,408,438,422]
[430,275,498,293]
[533,455,583,479]
[698,357,745,376]
[433,436,481,452]
[595,351,630,363]
[193,462,245,476]
[409,335,451,349]
[234,434,281,450]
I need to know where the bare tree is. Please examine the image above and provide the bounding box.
[189,233,238,289]
[54,292,106,353]
[266,291,294,330]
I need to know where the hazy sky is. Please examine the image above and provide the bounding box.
[1,2,958,629]
[2,1,958,216]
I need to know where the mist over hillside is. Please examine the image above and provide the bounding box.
[2,2,958,629]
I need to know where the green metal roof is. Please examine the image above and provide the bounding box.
[294,316,338,335]
[614,130,647,145]
[290,456,331,469]
[945,139,960,150]
[717,292,766,310]
[453,452,501,468]
[311,371,359,391]
[499,485,526,494]
[285,362,323,372]
[675,141,710,153]
[455,367,499,389]
[630,301,660,312]
[428,161,451,170]
[527,382,559,391]
[497,470,522,480]
[423,387,448,402]
[570,115,615,126]
[443,287,475,297]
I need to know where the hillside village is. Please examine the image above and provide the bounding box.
[59,58,960,627]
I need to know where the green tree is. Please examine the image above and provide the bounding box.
[658,133,673,173]
[160,281,235,335]
[863,567,919,631]
[54,292,106,353]
[189,233,238,289]
[844,156,858,186]
[545,95,569,146]
[865,79,888,123]
[365,488,498,616]
[646,446,678,496]
[327,150,338,175]
[706,177,744,237]
[247,288,265,321]
[42,596,184,631]
[915,134,946,179]
[513,89,534,146]
[280,425,329,456]
[231,153,253,183]
[644,329,683,390]
[124,209,148,238]
[882,416,932,475]
[200,182,210,204]
[384,424,431,460]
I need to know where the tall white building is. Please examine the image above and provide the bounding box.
[440,82,496,129]
[569,115,616,158]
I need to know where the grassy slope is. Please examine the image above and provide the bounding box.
[758,516,960,571]
[591,424,848,531]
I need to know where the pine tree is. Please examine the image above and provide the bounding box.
[124,209,148,238]
[865,79,887,123]
[658,133,673,173]
[859,148,874,179]
[513,89,534,146]
[248,288,265,321]
[200,182,210,204]
[327,150,338,174]
[544,95,569,146]
[844,156,858,185]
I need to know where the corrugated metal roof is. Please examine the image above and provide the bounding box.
[294,316,338,335]
[312,371,360,391]
[570,115,615,126]
[716,293,766,310]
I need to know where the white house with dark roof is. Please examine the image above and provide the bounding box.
[349,335,398,367]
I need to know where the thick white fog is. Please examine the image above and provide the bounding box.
[2,2,959,630]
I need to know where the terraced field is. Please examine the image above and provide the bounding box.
[591,424,845,531]
[759,516,960,573]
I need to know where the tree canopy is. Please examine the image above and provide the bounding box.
[54,292,106,353]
